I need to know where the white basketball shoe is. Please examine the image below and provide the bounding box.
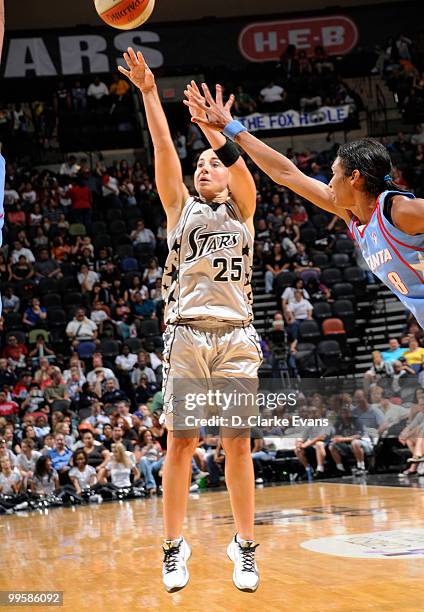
[227,534,260,592]
[162,537,191,593]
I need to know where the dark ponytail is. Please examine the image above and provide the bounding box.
[337,138,405,197]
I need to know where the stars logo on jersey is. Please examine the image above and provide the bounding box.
[185,225,240,262]
[411,252,424,278]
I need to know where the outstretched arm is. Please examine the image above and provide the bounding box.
[185,83,350,225]
[118,48,188,229]
[185,82,256,221]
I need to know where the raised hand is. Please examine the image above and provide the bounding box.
[183,82,235,132]
[184,80,207,121]
[118,47,155,93]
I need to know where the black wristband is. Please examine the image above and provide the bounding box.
[213,139,241,167]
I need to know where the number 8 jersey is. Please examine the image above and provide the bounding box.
[162,196,254,326]
[349,189,424,328]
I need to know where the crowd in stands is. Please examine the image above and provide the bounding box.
[1,122,424,513]
[376,31,424,122]
[2,26,424,510]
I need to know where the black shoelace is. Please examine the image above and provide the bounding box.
[163,542,182,574]
[238,543,259,572]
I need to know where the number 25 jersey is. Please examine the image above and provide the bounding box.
[162,197,254,325]
[349,189,424,328]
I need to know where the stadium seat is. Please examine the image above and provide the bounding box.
[332,299,355,334]
[343,266,366,284]
[92,221,107,235]
[100,339,121,359]
[120,257,139,272]
[317,339,342,374]
[331,253,350,269]
[313,302,332,323]
[116,244,134,260]
[322,318,346,351]
[299,227,317,246]
[134,243,154,258]
[111,233,132,247]
[298,320,321,343]
[109,220,127,235]
[335,238,355,255]
[332,282,355,301]
[311,252,329,268]
[69,223,87,237]
[77,341,96,360]
[5,312,24,331]
[321,268,342,286]
[106,208,123,221]
[311,214,329,230]
[299,269,320,284]
[58,276,79,294]
[67,292,85,307]
[41,293,63,310]
[295,342,319,375]
[139,319,160,338]
[28,328,50,344]
[274,271,296,295]
[125,338,143,353]
[38,278,59,295]
[47,309,67,329]
[123,207,142,220]
[94,234,112,249]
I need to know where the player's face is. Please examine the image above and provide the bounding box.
[329,157,353,209]
[194,149,229,200]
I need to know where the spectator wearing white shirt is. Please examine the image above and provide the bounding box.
[86,353,118,387]
[131,351,157,386]
[130,219,156,250]
[10,240,35,264]
[66,308,98,343]
[59,155,80,177]
[77,264,100,293]
[378,397,409,437]
[4,182,20,205]
[115,345,138,373]
[281,280,310,313]
[260,81,286,112]
[87,76,109,106]
[286,289,313,340]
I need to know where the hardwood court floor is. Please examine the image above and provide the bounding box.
[0,482,423,612]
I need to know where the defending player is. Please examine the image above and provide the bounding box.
[119,49,261,593]
[185,83,424,329]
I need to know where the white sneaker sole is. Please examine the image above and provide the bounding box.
[227,543,259,593]
[164,544,192,593]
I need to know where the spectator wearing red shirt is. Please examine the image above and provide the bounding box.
[2,335,28,369]
[8,202,26,226]
[68,178,92,230]
[0,391,19,420]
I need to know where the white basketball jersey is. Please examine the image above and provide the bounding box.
[163,197,254,325]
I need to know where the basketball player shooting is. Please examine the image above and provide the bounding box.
[186,83,424,329]
[119,49,262,593]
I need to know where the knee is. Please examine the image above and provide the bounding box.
[351,439,360,449]
[168,437,198,458]
[222,437,251,458]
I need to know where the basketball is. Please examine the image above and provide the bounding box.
[94,0,156,30]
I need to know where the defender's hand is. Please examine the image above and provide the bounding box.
[183,83,235,132]
[118,47,156,94]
